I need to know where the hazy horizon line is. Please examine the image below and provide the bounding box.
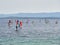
[0,12,60,14]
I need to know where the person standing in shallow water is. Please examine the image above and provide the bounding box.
[16,20,19,31]
[8,20,12,28]
[20,21,22,29]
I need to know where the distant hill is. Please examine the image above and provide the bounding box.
[0,12,60,19]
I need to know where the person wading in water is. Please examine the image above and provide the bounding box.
[16,20,19,31]
[8,20,12,28]
[20,21,22,29]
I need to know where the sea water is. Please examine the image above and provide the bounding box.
[0,18,60,45]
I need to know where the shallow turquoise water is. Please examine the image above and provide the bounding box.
[0,19,60,45]
[0,37,60,45]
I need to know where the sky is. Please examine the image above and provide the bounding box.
[0,0,60,14]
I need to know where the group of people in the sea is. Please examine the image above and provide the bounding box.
[8,20,23,31]
[16,20,22,31]
[8,19,58,31]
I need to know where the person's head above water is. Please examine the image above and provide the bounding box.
[9,20,11,23]
[17,20,19,22]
